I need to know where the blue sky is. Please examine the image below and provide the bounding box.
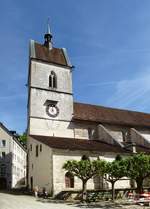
[1,0,150,133]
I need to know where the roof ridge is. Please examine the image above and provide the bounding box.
[74,101,150,116]
[30,135,128,153]
[73,102,150,127]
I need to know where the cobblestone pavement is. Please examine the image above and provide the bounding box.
[0,192,150,209]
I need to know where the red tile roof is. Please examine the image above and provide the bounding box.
[136,145,150,153]
[73,102,150,127]
[30,135,127,153]
[33,42,71,67]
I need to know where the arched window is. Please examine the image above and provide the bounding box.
[65,172,74,188]
[49,71,57,89]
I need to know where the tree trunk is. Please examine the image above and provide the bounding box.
[111,181,115,201]
[82,180,87,202]
[136,178,143,194]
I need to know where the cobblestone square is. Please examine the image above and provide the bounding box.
[1,192,150,209]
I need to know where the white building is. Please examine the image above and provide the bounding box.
[0,123,27,189]
[27,25,150,196]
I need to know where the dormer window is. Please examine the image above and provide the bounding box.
[49,71,57,89]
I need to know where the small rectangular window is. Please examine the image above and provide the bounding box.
[2,140,6,147]
[2,152,6,158]
[40,144,42,152]
[88,128,93,139]
[36,145,38,157]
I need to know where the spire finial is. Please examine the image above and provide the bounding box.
[47,18,51,35]
[44,18,53,50]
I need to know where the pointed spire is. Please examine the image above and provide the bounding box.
[47,18,51,35]
[44,18,53,50]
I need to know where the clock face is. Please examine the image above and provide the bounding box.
[46,105,59,117]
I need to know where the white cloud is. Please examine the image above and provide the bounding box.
[107,68,150,111]
[83,81,117,87]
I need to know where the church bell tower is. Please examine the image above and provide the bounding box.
[27,23,74,137]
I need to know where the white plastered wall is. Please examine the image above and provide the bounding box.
[29,118,74,137]
[28,136,53,194]
[0,126,27,189]
[52,150,130,195]
[11,140,27,188]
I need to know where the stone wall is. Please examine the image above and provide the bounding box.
[30,61,72,94]
[52,149,130,195]
[28,60,73,136]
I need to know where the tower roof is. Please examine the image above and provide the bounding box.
[29,23,72,67]
[29,40,72,67]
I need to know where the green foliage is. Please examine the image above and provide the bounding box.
[19,133,27,143]
[95,158,127,183]
[106,159,127,200]
[104,159,127,183]
[63,159,100,181]
[125,153,150,193]
[93,159,107,176]
[63,159,106,201]
[95,158,127,200]
[63,153,150,200]
[126,153,150,180]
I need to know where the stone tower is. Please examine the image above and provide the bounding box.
[27,25,74,137]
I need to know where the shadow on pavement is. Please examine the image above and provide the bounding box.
[72,201,137,209]
[0,189,32,196]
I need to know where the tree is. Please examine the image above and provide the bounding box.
[125,153,150,193]
[63,159,106,201]
[96,157,127,201]
[19,133,27,144]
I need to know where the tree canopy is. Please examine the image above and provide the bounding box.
[95,157,127,200]
[19,133,27,144]
[125,153,150,193]
[63,159,106,201]
[63,153,150,202]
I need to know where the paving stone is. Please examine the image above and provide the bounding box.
[0,192,150,209]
